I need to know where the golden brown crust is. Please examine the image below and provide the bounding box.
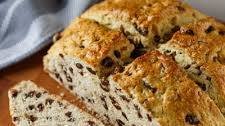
[168,17,225,65]
[46,18,134,75]
[112,51,225,125]
[82,0,206,47]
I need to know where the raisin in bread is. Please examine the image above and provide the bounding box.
[82,0,206,49]
[8,81,104,126]
[158,18,225,115]
[110,51,225,125]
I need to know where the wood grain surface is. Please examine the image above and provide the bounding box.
[0,46,84,126]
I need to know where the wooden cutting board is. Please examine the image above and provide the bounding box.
[0,46,83,126]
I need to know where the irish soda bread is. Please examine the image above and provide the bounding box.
[159,18,225,115]
[82,0,206,48]
[8,81,104,126]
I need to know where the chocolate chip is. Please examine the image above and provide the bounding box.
[100,79,110,92]
[184,29,195,36]
[120,95,130,102]
[114,50,121,58]
[11,90,18,98]
[69,67,73,74]
[86,67,96,75]
[45,98,54,105]
[101,57,114,67]
[219,30,225,35]
[100,95,108,110]
[68,118,75,122]
[109,96,121,110]
[147,114,152,122]
[205,26,215,34]
[68,85,73,90]
[116,119,125,126]
[196,82,207,91]
[86,120,95,126]
[79,45,85,48]
[66,76,72,82]
[177,6,185,11]
[25,91,35,98]
[59,53,64,58]
[28,105,35,110]
[28,115,37,122]
[36,92,42,98]
[185,114,200,125]
[154,35,161,43]
[13,117,19,122]
[55,73,60,79]
[76,63,83,69]
[79,71,84,76]
[37,103,44,112]
[184,64,191,69]
[130,49,146,59]
[134,104,142,118]
[122,112,128,120]
[65,112,72,118]
[143,81,157,94]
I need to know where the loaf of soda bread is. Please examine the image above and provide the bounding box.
[8,81,104,126]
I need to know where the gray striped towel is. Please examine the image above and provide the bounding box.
[0,0,100,70]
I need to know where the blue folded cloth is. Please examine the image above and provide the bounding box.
[0,0,100,70]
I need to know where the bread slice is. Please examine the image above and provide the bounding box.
[8,81,104,126]
[158,18,225,115]
[44,18,146,125]
[82,0,206,48]
[110,51,225,125]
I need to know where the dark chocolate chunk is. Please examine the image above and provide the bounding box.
[101,57,114,67]
[143,81,157,94]
[86,120,95,126]
[122,112,128,120]
[79,45,85,49]
[120,95,130,102]
[36,92,42,98]
[79,71,84,76]
[147,114,152,122]
[100,95,108,110]
[205,26,215,34]
[100,79,110,92]
[55,73,60,79]
[134,104,142,118]
[219,30,225,35]
[185,114,200,125]
[116,119,125,126]
[153,35,161,43]
[59,53,64,58]
[69,67,73,74]
[68,118,75,122]
[185,29,195,36]
[68,85,73,90]
[177,6,185,11]
[13,117,19,122]
[66,76,72,82]
[109,96,121,110]
[28,105,35,110]
[37,103,44,112]
[25,91,35,98]
[76,63,83,69]
[28,115,37,122]
[114,50,121,58]
[45,98,54,105]
[65,112,72,118]
[11,90,18,98]
[86,67,96,75]
[196,82,207,91]
[184,64,191,69]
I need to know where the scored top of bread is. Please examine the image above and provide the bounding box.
[82,0,207,48]
[8,81,104,126]
[158,18,225,115]
[111,51,225,125]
